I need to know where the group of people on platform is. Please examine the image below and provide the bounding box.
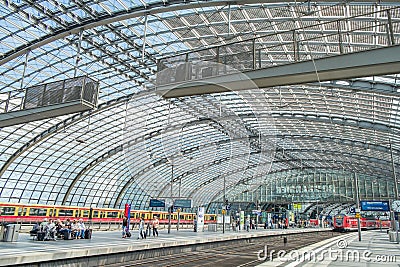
[233,217,290,231]
[30,218,89,241]
[122,215,159,239]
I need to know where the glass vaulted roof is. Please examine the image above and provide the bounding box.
[1,0,400,209]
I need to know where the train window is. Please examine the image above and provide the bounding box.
[93,210,99,218]
[81,210,89,218]
[29,208,47,217]
[18,207,27,216]
[107,211,119,218]
[49,209,56,217]
[58,209,74,217]
[1,206,16,216]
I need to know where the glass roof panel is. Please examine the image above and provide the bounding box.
[1,1,400,208]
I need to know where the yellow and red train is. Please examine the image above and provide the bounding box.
[0,202,217,224]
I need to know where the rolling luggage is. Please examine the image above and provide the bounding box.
[63,231,71,240]
[84,228,92,239]
[126,231,131,238]
[37,231,45,241]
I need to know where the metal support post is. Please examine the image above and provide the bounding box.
[387,10,395,46]
[74,30,83,77]
[223,175,226,234]
[390,140,399,243]
[252,38,256,69]
[337,21,344,54]
[354,172,362,241]
[168,163,173,234]
[142,13,148,62]
[20,50,30,90]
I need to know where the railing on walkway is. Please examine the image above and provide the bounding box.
[157,7,399,86]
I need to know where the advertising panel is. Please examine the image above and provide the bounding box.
[240,210,245,230]
[196,207,205,232]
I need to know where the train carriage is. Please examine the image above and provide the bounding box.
[0,202,217,226]
[333,214,390,231]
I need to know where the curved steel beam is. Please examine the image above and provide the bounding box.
[0,0,276,66]
[269,111,400,134]
[0,89,153,179]
[67,130,398,205]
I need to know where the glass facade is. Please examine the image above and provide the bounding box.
[0,1,399,210]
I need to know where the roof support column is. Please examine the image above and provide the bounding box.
[142,13,148,62]
[20,50,30,90]
[390,139,398,199]
[252,38,256,69]
[387,10,395,46]
[337,21,343,54]
[74,29,83,77]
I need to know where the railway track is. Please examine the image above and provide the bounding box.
[106,230,343,267]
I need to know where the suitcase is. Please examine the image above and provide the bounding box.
[63,231,71,240]
[37,231,45,241]
[84,229,92,239]
[126,231,131,238]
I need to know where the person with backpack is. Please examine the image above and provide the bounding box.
[122,216,129,238]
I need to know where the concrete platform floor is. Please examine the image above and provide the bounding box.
[257,229,400,267]
[0,227,331,266]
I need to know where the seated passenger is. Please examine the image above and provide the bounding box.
[39,218,48,232]
[45,219,57,241]
[71,219,79,239]
[55,219,70,238]
[63,218,72,239]
[30,222,40,236]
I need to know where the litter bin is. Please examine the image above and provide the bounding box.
[208,224,217,232]
[0,224,5,240]
[3,224,20,242]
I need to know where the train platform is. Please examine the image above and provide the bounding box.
[0,227,333,266]
[257,229,400,266]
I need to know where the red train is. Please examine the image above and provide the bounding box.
[333,214,390,231]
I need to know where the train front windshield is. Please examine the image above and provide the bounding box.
[335,216,344,226]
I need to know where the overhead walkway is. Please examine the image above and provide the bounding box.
[156,45,400,98]
[0,76,99,128]
[257,230,399,267]
[0,227,332,267]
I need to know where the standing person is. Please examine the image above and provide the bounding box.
[146,222,151,238]
[122,216,128,238]
[77,219,85,239]
[245,216,250,232]
[138,217,145,239]
[152,215,159,237]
